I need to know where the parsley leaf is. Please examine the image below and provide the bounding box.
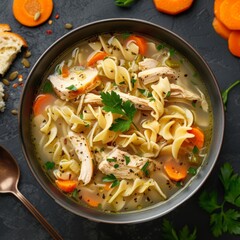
[107,158,117,162]
[124,155,130,165]
[102,174,120,188]
[131,78,137,88]
[101,91,137,132]
[222,80,240,110]
[199,162,240,237]
[141,161,150,177]
[44,161,55,170]
[42,80,53,93]
[115,0,137,7]
[66,85,77,91]
[137,88,152,98]
[122,32,131,39]
[156,44,165,51]
[162,219,197,240]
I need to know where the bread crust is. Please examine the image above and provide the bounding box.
[0,32,28,47]
[0,23,11,32]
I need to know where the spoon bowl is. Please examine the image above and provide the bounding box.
[0,145,63,240]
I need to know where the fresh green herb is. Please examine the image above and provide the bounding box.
[199,163,240,237]
[80,113,84,119]
[107,158,117,162]
[188,167,197,175]
[119,81,125,85]
[45,161,55,170]
[192,100,197,108]
[42,80,53,93]
[101,91,137,132]
[100,147,105,152]
[165,91,171,98]
[162,219,197,240]
[141,161,150,177]
[114,164,119,169]
[55,64,62,75]
[192,146,199,154]
[131,78,137,88]
[156,44,165,51]
[149,97,155,102]
[169,48,175,57]
[122,32,131,39]
[102,174,120,188]
[222,80,240,110]
[84,123,90,127]
[176,181,184,187]
[72,188,78,198]
[137,88,153,98]
[115,0,137,7]
[124,155,130,165]
[66,85,77,91]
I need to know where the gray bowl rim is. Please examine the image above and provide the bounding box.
[19,18,225,224]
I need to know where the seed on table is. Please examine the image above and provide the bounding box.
[9,71,18,81]
[2,79,10,86]
[3,92,9,101]
[24,50,31,58]
[11,109,18,115]
[21,58,30,68]
[65,23,73,30]
[34,11,41,21]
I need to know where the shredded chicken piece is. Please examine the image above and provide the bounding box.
[68,131,94,185]
[170,83,208,111]
[138,58,159,70]
[138,67,176,85]
[48,68,100,100]
[98,149,154,179]
[83,92,152,110]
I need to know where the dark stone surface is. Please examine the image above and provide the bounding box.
[0,0,240,239]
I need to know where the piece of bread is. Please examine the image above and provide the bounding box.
[0,23,11,32]
[0,29,27,76]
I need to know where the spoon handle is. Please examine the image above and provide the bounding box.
[13,189,63,240]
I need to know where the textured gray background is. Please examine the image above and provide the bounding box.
[0,0,240,239]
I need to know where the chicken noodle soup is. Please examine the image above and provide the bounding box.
[32,33,212,212]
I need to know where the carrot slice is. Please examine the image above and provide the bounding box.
[33,94,55,116]
[87,52,108,66]
[82,195,100,207]
[188,127,205,149]
[212,17,231,40]
[228,31,240,57]
[219,0,240,30]
[12,0,53,27]
[214,0,225,20]
[126,35,147,55]
[61,65,69,78]
[153,0,194,15]
[55,180,78,193]
[163,158,188,181]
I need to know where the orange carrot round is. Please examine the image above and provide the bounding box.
[228,31,240,57]
[126,35,147,55]
[153,0,194,15]
[12,0,53,27]
[82,194,100,207]
[55,180,78,193]
[212,17,231,40]
[87,52,108,66]
[163,158,188,181]
[219,0,240,30]
[33,94,55,116]
[188,127,205,149]
[61,65,69,78]
[214,0,225,20]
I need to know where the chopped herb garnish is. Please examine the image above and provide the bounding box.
[42,80,53,93]
[119,81,125,85]
[156,44,165,51]
[124,155,130,165]
[101,91,137,132]
[66,85,77,91]
[137,88,153,98]
[141,161,150,176]
[107,158,117,162]
[192,145,199,154]
[114,164,119,169]
[222,80,240,110]
[55,64,62,75]
[45,161,55,170]
[131,78,137,88]
[188,167,197,175]
[100,147,105,152]
[192,100,197,108]
[122,32,131,39]
[84,123,90,127]
[149,97,155,102]
[176,181,184,187]
[80,113,84,119]
[102,174,120,188]
[72,188,78,198]
[165,91,171,98]
[169,48,175,56]
[115,0,137,7]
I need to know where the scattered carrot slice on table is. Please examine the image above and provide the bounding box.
[219,0,240,30]
[33,94,55,116]
[188,127,205,149]
[55,180,78,193]
[87,51,108,66]
[126,35,147,55]
[12,0,53,27]
[228,31,240,57]
[163,158,188,181]
[153,0,194,15]
[212,17,231,40]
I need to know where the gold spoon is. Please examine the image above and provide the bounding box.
[0,145,63,240]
